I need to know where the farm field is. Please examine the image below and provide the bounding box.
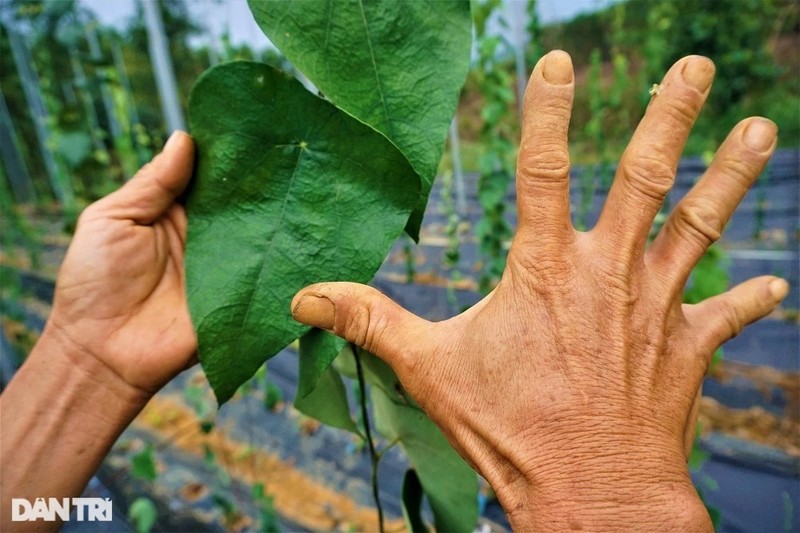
[3,151,798,532]
[2,0,799,531]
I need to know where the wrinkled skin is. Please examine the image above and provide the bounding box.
[0,132,198,533]
[292,52,787,530]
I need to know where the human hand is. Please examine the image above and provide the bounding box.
[291,51,788,530]
[47,132,197,396]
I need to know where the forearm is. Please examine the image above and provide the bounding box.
[0,324,150,531]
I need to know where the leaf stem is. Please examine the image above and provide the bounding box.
[352,342,384,533]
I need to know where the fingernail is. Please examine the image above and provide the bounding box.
[542,50,573,85]
[769,278,789,301]
[292,294,335,330]
[681,57,714,92]
[164,131,183,150]
[743,118,777,152]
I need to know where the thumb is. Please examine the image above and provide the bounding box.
[101,131,195,224]
[291,282,438,374]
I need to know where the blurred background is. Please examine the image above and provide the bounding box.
[1,0,798,531]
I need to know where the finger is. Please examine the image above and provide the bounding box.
[683,276,789,362]
[291,282,440,378]
[101,131,195,224]
[596,56,715,256]
[515,50,575,245]
[649,118,777,287]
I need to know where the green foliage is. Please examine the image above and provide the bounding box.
[659,0,779,112]
[186,63,419,403]
[404,238,417,284]
[683,245,730,305]
[252,483,281,533]
[473,0,516,292]
[526,0,542,68]
[127,497,157,533]
[263,380,283,412]
[248,0,472,238]
[538,0,798,157]
[130,444,157,482]
[440,171,461,271]
[0,171,41,269]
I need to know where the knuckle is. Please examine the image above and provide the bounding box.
[664,93,701,126]
[672,197,722,246]
[363,311,391,356]
[337,296,393,358]
[340,303,371,347]
[510,252,575,288]
[717,153,760,189]
[596,257,635,295]
[718,300,744,338]
[518,145,571,185]
[621,155,675,201]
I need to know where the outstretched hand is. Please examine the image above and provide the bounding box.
[49,132,197,395]
[292,51,787,530]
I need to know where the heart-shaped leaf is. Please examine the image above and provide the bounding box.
[186,62,419,403]
[247,0,472,237]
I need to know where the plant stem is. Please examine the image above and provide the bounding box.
[352,342,384,533]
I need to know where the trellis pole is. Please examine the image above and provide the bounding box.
[68,44,106,153]
[85,21,123,141]
[0,87,36,203]
[141,0,186,133]
[5,24,74,207]
[449,116,466,215]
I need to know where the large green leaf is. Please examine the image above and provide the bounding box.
[186,62,419,403]
[248,0,472,237]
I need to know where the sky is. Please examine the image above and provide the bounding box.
[80,0,621,50]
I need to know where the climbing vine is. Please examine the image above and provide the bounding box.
[473,0,516,293]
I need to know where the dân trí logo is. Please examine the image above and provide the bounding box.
[11,498,112,522]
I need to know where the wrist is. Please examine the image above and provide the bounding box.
[491,435,711,531]
[504,476,710,532]
[34,322,153,411]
